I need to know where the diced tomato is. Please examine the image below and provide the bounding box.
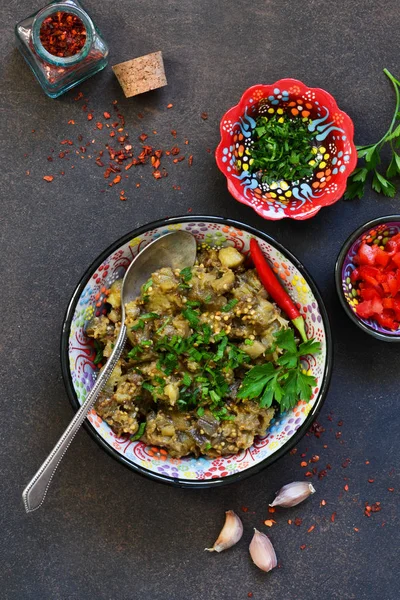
[390,233,400,243]
[392,253,400,268]
[358,243,377,265]
[376,310,397,330]
[382,298,394,309]
[371,297,383,314]
[356,300,375,319]
[393,299,400,321]
[361,287,381,301]
[350,268,360,283]
[387,273,399,297]
[385,239,399,253]
[374,247,390,267]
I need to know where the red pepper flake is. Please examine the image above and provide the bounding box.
[335,431,342,439]
[337,420,344,427]
[342,458,351,468]
[388,487,394,492]
[40,11,87,57]
[188,155,193,167]
[310,455,320,463]
[119,190,127,201]
[309,421,325,438]
[264,519,276,527]
[87,114,93,121]
[167,103,173,109]
[47,156,53,161]
[294,518,302,527]
[268,507,276,514]
[32,129,35,133]
[368,478,375,483]
[139,133,148,142]
[241,506,249,513]
[305,471,313,478]
[290,448,297,455]
[185,139,189,145]
[300,544,306,551]
[60,139,73,145]
[96,122,103,130]
[331,512,336,523]
[300,461,308,467]
[206,148,211,153]
[171,130,177,137]
[248,594,253,598]
[201,112,208,120]
[320,499,326,506]
[287,519,292,525]
[103,112,111,119]
[60,171,65,175]
[171,146,180,156]
[153,170,162,180]
[187,207,192,212]
[344,484,349,492]
[307,525,315,533]
[68,119,75,125]
[137,112,144,119]
[354,527,359,532]
[173,156,185,163]
[26,170,30,176]
[43,175,54,182]
[136,183,141,188]
[74,91,83,101]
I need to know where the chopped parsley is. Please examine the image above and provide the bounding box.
[180,267,193,282]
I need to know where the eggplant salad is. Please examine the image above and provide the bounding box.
[86,245,320,459]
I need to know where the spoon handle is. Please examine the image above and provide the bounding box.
[22,326,127,513]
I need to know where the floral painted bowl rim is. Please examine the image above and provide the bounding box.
[215,78,358,221]
[61,215,333,488]
[335,214,400,342]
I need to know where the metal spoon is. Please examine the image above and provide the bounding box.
[23,231,197,512]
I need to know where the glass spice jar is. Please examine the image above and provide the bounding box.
[15,0,108,98]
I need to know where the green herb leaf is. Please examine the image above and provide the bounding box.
[222,298,239,312]
[130,421,146,441]
[197,407,205,417]
[182,372,192,386]
[180,267,193,282]
[182,307,200,329]
[142,278,153,293]
[93,340,103,365]
[373,170,396,197]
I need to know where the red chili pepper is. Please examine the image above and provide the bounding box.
[249,238,308,342]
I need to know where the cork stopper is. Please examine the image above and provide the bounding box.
[112,51,167,98]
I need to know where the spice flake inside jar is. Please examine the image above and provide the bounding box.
[39,11,87,58]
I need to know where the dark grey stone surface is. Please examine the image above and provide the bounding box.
[1,1,400,598]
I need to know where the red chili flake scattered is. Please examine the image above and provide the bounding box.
[171,130,177,137]
[300,544,306,551]
[264,519,276,527]
[354,527,359,532]
[320,499,326,506]
[206,148,211,153]
[136,183,140,188]
[335,432,342,439]
[96,122,103,130]
[60,171,65,175]
[309,421,325,438]
[47,156,53,161]
[185,139,189,145]
[188,155,193,167]
[287,519,292,525]
[26,170,30,176]
[74,91,83,101]
[167,103,173,109]
[60,139,73,145]
[201,112,208,120]
[300,461,308,467]
[39,11,87,58]
[171,146,180,156]
[112,175,121,185]
[173,156,185,163]
[388,487,394,492]
[87,114,93,121]
[290,448,297,455]
[331,512,336,523]
[187,207,192,212]
[119,190,127,201]
[248,593,253,598]
[43,175,54,182]
[342,458,351,468]
[139,133,148,142]
[103,112,111,119]
[294,518,302,527]
[307,525,315,533]
[153,170,162,180]
[344,484,349,492]
[310,455,320,463]
[268,507,276,514]
[337,420,344,427]
[305,471,313,478]
[368,478,375,483]
[138,112,144,119]
[68,119,75,125]
[365,460,370,465]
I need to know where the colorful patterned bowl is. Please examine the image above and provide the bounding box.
[335,215,400,342]
[61,216,333,487]
[216,79,357,221]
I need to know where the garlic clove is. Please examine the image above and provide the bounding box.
[205,510,243,552]
[269,481,316,508]
[249,529,277,572]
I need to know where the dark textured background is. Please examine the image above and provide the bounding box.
[2,1,400,599]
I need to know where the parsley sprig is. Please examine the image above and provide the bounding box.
[345,69,400,199]
[237,329,320,412]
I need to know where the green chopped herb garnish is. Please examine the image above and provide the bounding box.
[142,382,155,393]
[142,278,153,293]
[186,300,201,308]
[222,298,239,312]
[182,372,192,387]
[180,267,193,282]
[244,339,254,346]
[204,442,212,451]
[197,407,205,417]
[93,340,103,365]
[130,421,146,441]
[131,312,159,331]
[237,329,320,412]
[182,307,200,329]
[248,113,319,184]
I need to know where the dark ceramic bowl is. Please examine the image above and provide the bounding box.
[335,215,400,341]
[61,215,332,487]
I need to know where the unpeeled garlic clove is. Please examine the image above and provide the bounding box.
[269,481,316,508]
[249,529,277,572]
[205,510,243,552]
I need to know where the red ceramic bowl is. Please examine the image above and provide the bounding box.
[216,79,357,221]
